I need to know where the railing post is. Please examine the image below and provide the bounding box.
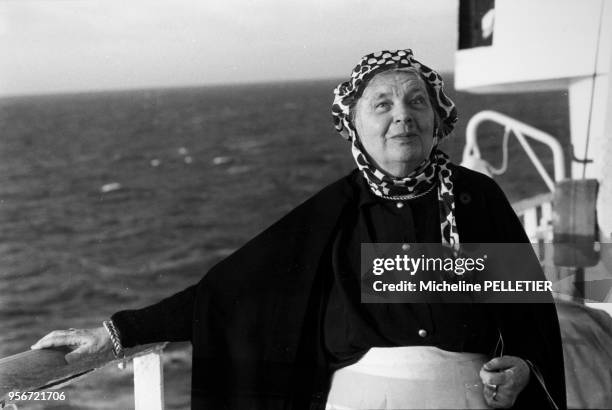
[523,208,538,242]
[133,350,165,410]
[540,202,553,241]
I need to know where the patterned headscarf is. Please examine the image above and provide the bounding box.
[331,49,460,251]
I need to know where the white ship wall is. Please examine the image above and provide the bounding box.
[455,0,611,93]
[456,0,612,308]
[455,0,612,207]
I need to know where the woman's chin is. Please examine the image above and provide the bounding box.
[380,159,423,178]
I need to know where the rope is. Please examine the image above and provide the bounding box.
[581,0,606,179]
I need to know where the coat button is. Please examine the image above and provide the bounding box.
[459,192,471,204]
[396,202,404,209]
[418,329,428,338]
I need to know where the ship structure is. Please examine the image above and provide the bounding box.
[457,1,612,408]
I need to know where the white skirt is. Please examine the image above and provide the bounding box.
[325,346,492,410]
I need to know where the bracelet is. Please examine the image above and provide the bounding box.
[103,319,124,359]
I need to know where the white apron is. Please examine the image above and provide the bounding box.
[325,346,492,409]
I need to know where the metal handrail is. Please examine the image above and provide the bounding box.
[463,110,566,191]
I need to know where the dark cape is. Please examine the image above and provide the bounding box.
[112,165,567,410]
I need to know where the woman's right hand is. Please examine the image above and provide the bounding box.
[30,326,112,363]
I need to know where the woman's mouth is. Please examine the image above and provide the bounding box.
[389,132,419,140]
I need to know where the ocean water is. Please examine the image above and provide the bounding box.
[0,77,569,409]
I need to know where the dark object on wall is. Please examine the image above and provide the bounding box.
[553,179,599,267]
[459,0,495,50]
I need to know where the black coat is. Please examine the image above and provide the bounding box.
[113,165,567,409]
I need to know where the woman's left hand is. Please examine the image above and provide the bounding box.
[479,356,530,408]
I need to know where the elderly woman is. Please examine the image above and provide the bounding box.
[32,49,566,409]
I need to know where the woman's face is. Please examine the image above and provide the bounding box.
[353,70,435,177]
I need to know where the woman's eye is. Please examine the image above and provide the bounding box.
[411,96,426,105]
[375,102,390,109]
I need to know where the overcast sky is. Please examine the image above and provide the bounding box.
[0,0,457,96]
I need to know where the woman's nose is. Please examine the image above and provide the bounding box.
[393,103,412,123]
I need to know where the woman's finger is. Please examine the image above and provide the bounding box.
[483,355,525,371]
[483,376,521,409]
[64,346,91,363]
[484,386,511,409]
[31,331,83,349]
[486,370,510,386]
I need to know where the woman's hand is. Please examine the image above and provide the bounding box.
[30,327,112,363]
[479,356,530,408]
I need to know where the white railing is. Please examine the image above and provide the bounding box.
[0,343,167,410]
[463,110,566,191]
[512,192,554,243]
[133,348,165,410]
[463,110,563,262]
